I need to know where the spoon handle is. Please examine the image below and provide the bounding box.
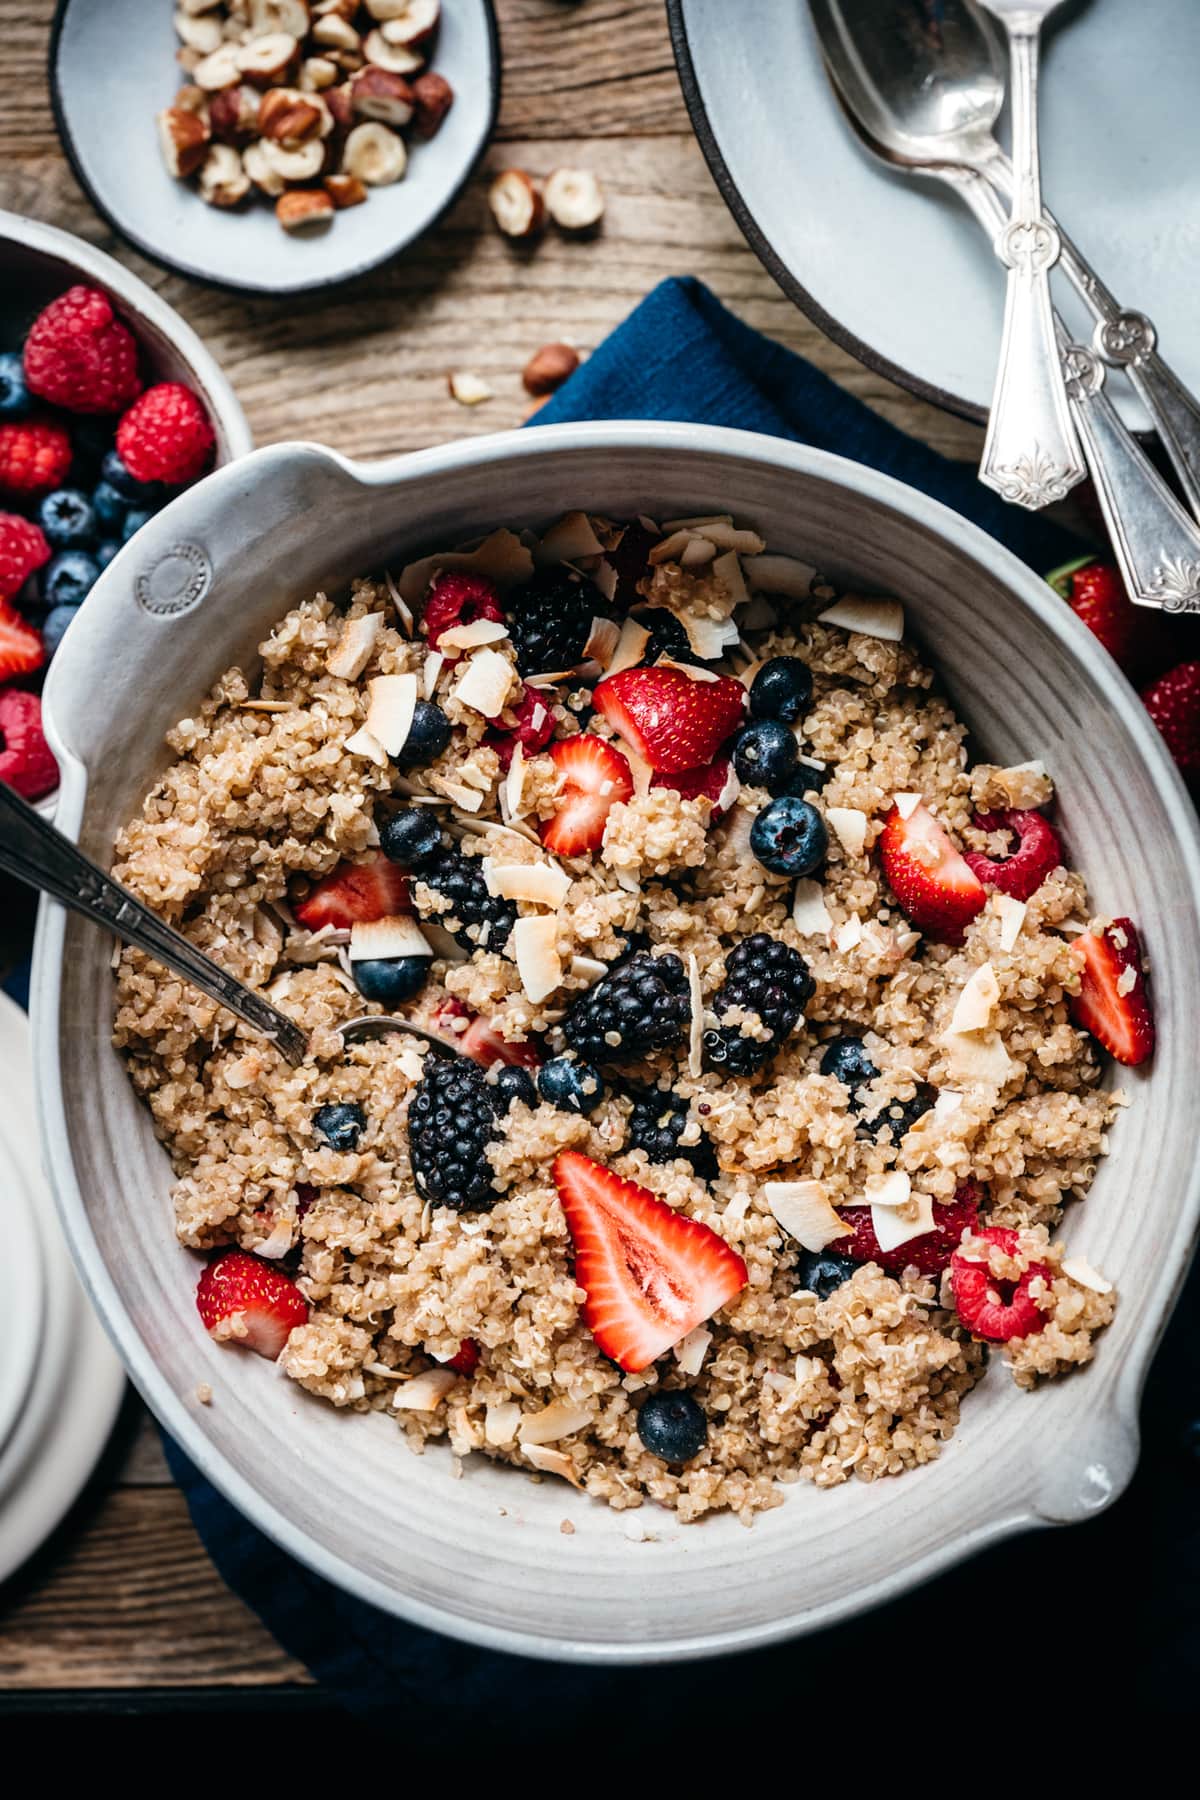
[0,781,308,1067]
[978,17,1085,510]
[957,171,1200,613]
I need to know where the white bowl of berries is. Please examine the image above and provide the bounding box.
[0,210,251,810]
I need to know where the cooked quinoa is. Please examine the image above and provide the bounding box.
[112,512,1126,1523]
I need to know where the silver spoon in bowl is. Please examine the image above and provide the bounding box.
[809,0,1200,534]
[0,780,460,1066]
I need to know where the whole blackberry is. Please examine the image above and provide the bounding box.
[704,933,814,1076]
[411,845,516,953]
[858,1084,935,1146]
[408,1056,501,1211]
[506,568,611,676]
[638,608,705,667]
[627,1089,718,1180]
[560,951,692,1066]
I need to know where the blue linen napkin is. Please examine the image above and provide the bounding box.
[20,277,1193,1716]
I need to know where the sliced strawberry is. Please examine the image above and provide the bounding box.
[950,1227,1051,1342]
[541,733,633,856]
[839,1180,981,1277]
[553,1150,748,1373]
[447,1338,480,1375]
[196,1250,308,1359]
[422,569,505,656]
[878,799,986,941]
[0,597,45,681]
[485,683,557,769]
[964,808,1063,902]
[592,665,746,775]
[651,756,734,819]
[1069,917,1154,1065]
[460,1012,540,1069]
[291,849,410,932]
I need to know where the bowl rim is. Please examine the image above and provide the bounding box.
[31,421,1200,1662]
[47,0,503,299]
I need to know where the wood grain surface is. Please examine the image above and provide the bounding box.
[0,0,980,1699]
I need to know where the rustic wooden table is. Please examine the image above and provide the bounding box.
[0,0,983,1709]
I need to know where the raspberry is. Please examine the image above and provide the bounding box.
[23,285,141,415]
[0,420,73,496]
[447,1338,480,1375]
[116,383,215,485]
[964,809,1063,901]
[0,687,58,800]
[485,683,556,768]
[421,570,504,655]
[0,512,51,599]
[840,1180,981,1277]
[950,1226,1052,1342]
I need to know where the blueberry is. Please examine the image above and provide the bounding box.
[392,700,452,769]
[636,1390,707,1464]
[352,956,430,1004]
[379,806,442,868]
[91,481,128,533]
[96,540,121,570]
[313,1101,366,1151]
[732,719,799,794]
[41,550,99,608]
[121,507,154,542]
[41,603,81,658]
[38,488,96,548]
[782,758,833,797]
[749,795,828,877]
[101,447,151,500]
[793,1249,859,1300]
[749,655,813,725]
[537,1056,604,1114]
[0,352,30,420]
[819,1035,880,1098]
[494,1065,537,1111]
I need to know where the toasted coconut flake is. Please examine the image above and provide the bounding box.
[690,522,765,556]
[893,791,923,820]
[436,618,510,654]
[792,879,833,938]
[537,510,605,565]
[827,805,868,857]
[569,954,608,983]
[364,672,418,757]
[440,779,485,812]
[343,724,388,767]
[503,741,528,820]
[522,1443,583,1487]
[865,1170,912,1210]
[518,1400,591,1445]
[686,952,704,1079]
[711,549,749,608]
[933,1090,964,1119]
[949,962,1000,1034]
[391,1369,458,1411]
[680,535,716,568]
[655,655,720,684]
[349,915,431,961]
[623,748,655,797]
[834,914,863,954]
[661,513,733,532]
[606,616,652,676]
[513,914,562,1002]
[673,1325,712,1376]
[871,1190,936,1253]
[742,552,818,599]
[648,529,691,565]
[397,529,535,605]
[592,559,618,604]
[485,1401,523,1446]
[484,860,572,907]
[1061,1256,1114,1295]
[423,650,445,699]
[238,699,292,713]
[994,893,1027,952]
[327,611,383,681]
[383,569,414,635]
[765,1179,851,1252]
[939,1025,1020,1085]
[714,764,740,814]
[680,612,740,660]
[452,648,515,719]
[523,668,577,689]
[418,920,468,963]
[582,615,621,668]
[818,595,904,641]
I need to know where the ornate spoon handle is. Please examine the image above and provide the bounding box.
[978,17,1085,509]
[0,780,308,1066]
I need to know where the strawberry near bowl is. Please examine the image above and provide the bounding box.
[32,421,1200,1663]
[0,210,251,814]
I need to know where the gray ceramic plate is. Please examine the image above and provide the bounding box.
[50,0,500,296]
[32,423,1200,1662]
[669,0,1200,426]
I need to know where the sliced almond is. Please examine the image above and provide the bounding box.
[826,805,868,857]
[327,611,383,680]
[349,915,431,961]
[512,915,562,1003]
[452,648,514,719]
[391,1368,457,1411]
[364,672,418,757]
[817,595,905,641]
[1061,1256,1113,1295]
[488,168,544,240]
[949,962,1000,1035]
[544,166,604,230]
[764,1179,851,1253]
[792,879,832,938]
[343,118,407,183]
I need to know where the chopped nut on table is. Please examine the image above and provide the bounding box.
[158,0,455,231]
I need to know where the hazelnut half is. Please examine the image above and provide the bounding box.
[276,188,336,231]
[324,171,368,208]
[380,1,440,50]
[209,83,261,142]
[363,28,423,74]
[198,142,252,206]
[488,168,544,241]
[544,167,605,231]
[349,65,415,127]
[342,119,408,184]
[410,71,453,139]
[235,31,300,86]
[157,106,211,179]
